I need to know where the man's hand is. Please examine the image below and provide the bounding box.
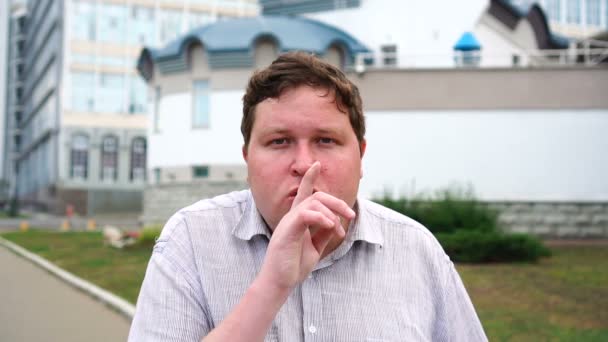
[258,161,356,292]
[203,162,355,342]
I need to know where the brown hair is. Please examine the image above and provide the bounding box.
[241,51,365,149]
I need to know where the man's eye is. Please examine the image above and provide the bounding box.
[318,137,335,144]
[270,138,288,145]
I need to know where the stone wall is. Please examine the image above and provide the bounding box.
[143,184,608,238]
[142,180,248,225]
[491,202,608,238]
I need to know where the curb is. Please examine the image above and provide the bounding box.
[0,236,135,320]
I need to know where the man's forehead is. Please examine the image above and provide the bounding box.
[259,85,335,104]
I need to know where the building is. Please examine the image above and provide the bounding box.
[511,0,608,38]
[0,0,10,204]
[136,15,370,222]
[261,0,608,68]
[138,1,608,237]
[2,0,258,215]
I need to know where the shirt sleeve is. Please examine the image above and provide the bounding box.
[434,258,488,342]
[128,215,213,341]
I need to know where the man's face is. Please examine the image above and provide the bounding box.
[243,85,366,230]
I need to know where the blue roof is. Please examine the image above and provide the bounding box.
[144,15,370,63]
[454,32,481,51]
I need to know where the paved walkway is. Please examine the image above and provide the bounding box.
[0,245,131,341]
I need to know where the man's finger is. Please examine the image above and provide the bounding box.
[310,192,356,220]
[292,161,321,208]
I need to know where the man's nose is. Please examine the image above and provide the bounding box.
[290,144,316,177]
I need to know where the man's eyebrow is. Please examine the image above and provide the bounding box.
[258,128,291,136]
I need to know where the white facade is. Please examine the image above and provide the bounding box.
[361,110,608,202]
[151,84,608,202]
[301,0,493,68]
[150,90,244,168]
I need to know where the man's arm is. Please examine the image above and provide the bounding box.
[203,162,354,341]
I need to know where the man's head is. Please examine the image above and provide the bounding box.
[241,52,365,152]
[241,52,366,229]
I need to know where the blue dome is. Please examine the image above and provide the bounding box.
[138,15,370,78]
[453,32,481,51]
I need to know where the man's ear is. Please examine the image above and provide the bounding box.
[242,144,248,162]
[359,139,367,179]
[359,139,367,158]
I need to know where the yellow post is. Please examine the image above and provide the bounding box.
[19,221,29,232]
[87,219,96,231]
[61,220,70,231]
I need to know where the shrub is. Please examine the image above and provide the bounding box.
[374,184,551,263]
[374,185,498,234]
[138,225,163,247]
[436,230,551,263]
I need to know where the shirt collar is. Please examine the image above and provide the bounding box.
[347,198,384,247]
[232,190,272,241]
[231,191,385,248]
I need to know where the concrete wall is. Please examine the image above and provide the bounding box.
[494,202,608,237]
[349,67,608,110]
[142,180,247,225]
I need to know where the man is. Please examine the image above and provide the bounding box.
[129,52,487,341]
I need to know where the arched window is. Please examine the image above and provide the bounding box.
[130,137,146,182]
[71,134,89,179]
[101,135,119,181]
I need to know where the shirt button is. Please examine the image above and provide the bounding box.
[308,325,317,334]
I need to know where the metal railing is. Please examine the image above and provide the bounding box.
[353,40,608,72]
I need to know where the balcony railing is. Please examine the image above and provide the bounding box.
[353,39,608,72]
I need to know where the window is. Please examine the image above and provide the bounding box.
[70,134,89,180]
[99,4,128,43]
[188,12,215,30]
[100,135,118,181]
[567,0,581,23]
[381,44,398,67]
[96,73,125,113]
[160,10,183,44]
[72,1,96,40]
[130,138,147,182]
[154,86,161,133]
[546,0,562,21]
[586,0,600,26]
[192,80,210,128]
[193,166,209,178]
[129,6,156,45]
[154,168,161,184]
[129,76,147,114]
[71,72,95,112]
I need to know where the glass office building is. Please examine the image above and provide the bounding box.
[3,0,258,214]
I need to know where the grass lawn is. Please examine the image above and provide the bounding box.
[2,230,607,340]
[458,245,608,341]
[1,230,152,304]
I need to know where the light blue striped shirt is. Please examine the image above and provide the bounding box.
[129,190,487,341]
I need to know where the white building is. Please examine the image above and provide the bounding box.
[511,0,608,38]
[139,1,608,237]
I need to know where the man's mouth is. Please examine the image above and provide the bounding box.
[287,188,318,199]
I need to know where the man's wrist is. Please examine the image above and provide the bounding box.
[252,270,294,306]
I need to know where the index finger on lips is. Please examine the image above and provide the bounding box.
[292,161,321,208]
[312,192,356,221]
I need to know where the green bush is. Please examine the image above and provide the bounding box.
[436,230,551,263]
[374,184,551,263]
[374,186,498,234]
[138,226,163,247]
